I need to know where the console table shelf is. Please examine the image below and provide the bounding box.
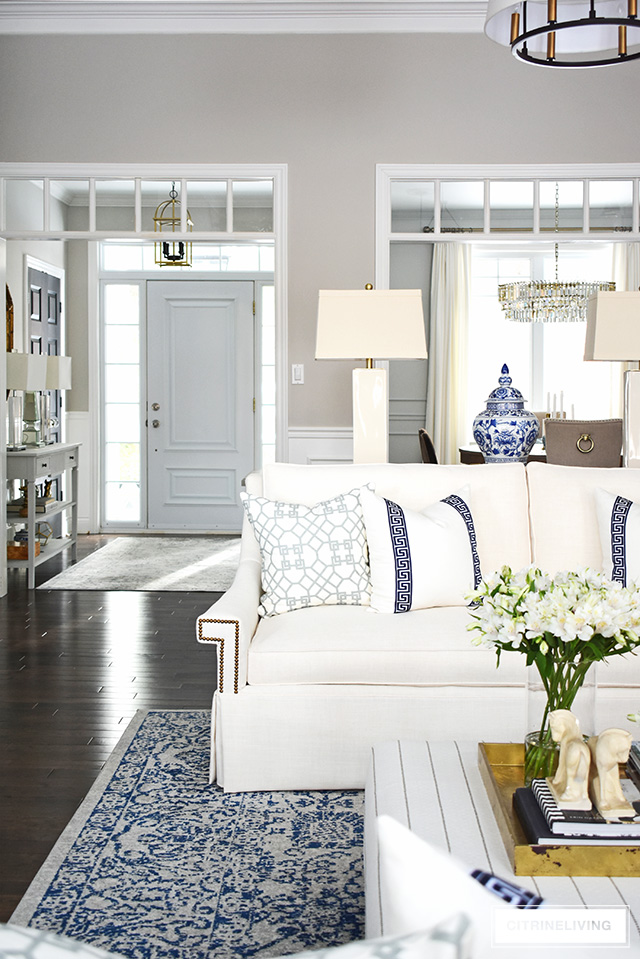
[6,443,80,589]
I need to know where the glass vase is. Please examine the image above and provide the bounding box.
[524,661,597,786]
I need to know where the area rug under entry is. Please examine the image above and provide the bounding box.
[39,536,241,591]
[11,710,364,959]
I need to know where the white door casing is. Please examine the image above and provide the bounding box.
[146,280,255,530]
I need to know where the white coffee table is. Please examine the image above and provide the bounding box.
[364,740,640,951]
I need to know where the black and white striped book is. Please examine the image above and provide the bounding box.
[514,788,640,846]
[531,778,640,838]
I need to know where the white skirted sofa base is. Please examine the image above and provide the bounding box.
[197,461,640,792]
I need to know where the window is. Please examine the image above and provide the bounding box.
[466,244,620,440]
[102,283,142,525]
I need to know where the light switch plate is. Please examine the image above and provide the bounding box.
[291,363,304,385]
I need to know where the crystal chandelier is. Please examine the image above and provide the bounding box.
[498,184,615,323]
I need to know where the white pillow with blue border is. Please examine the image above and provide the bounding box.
[376,815,543,959]
[595,487,640,585]
[360,486,482,613]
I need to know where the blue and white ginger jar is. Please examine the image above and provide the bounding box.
[473,364,539,464]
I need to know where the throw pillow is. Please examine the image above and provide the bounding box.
[241,487,371,617]
[376,815,542,957]
[279,921,474,959]
[595,488,640,586]
[360,486,482,613]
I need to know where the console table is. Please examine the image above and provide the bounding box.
[364,741,639,952]
[6,442,79,589]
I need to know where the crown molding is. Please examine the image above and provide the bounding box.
[0,1,486,35]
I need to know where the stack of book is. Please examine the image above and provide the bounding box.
[514,752,640,846]
[628,742,640,790]
[7,497,55,514]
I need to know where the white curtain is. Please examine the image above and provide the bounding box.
[426,243,471,464]
[613,243,640,408]
[613,241,640,293]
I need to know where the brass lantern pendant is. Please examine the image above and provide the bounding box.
[154,182,193,267]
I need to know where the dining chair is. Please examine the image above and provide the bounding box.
[544,418,623,467]
[418,428,438,464]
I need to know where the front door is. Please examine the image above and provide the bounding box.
[146,280,255,530]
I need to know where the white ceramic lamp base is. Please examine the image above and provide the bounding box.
[352,367,388,464]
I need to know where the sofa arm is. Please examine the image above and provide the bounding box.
[196,557,261,694]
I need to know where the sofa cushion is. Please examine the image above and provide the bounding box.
[595,487,640,586]
[241,486,371,617]
[248,604,528,687]
[361,486,481,613]
[526,462,640,573]
[257,462,531,577]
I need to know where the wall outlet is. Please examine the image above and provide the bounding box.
[291,363,304,385]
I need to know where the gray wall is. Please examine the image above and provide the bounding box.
[1,32,638,427]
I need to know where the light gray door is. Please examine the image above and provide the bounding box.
[146,280,255,530]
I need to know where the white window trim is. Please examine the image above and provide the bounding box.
[376,162,640,289]
[0,162,288,534]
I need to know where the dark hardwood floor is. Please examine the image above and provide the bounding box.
[0,536,221,921]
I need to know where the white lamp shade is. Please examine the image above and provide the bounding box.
[6,352,48,391]
[585,292,640,362]
[316,289,427,361]
[46,355,73,390]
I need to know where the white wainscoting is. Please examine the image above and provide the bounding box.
[65,412,95,533]
[288,407,426,466]
[287,428,353,465]
[389,397,426,464]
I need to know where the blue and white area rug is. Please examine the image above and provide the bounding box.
[11,710,364,959]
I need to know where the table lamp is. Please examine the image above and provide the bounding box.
[5,352,48,450]
[44,355,73,444]
[584,291,640,467]
[316,287,427,463]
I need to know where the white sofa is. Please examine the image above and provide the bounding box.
[196,461,640,792]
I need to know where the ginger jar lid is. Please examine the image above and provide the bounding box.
[485,364,526,410]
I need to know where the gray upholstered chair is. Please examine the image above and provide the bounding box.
[544,418,623,467]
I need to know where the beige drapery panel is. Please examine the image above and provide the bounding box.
[426,243,471,464]
[613,242,640,411]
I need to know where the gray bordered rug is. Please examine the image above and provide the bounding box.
[11,710,364,959]
[39,536,241,591]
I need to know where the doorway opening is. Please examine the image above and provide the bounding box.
[100,241,274,531]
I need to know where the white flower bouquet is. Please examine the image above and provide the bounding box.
[468,565,640,781]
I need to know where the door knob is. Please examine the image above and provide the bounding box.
[152,419,160,428]
[151,403,160,411]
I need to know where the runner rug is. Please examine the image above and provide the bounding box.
[39,536,241,592]
[11,710,364,959]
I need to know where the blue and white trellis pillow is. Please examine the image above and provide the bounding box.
[360,486,482,613]
[595,487,640,586]
[241,486,372,617]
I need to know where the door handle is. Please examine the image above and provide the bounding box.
[152,420,160,428]
[152,403,160,411]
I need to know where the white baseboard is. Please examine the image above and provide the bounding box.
[287,428,353,465]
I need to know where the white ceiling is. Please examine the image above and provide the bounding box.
[0,1,487,35]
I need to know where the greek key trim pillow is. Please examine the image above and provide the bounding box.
[360,486,482,613]
[595,487,640,586]
[241,486,372,617]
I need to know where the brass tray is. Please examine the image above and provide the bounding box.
[478,742,640,877]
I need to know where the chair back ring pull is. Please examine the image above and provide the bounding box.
[576,433,595,454]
